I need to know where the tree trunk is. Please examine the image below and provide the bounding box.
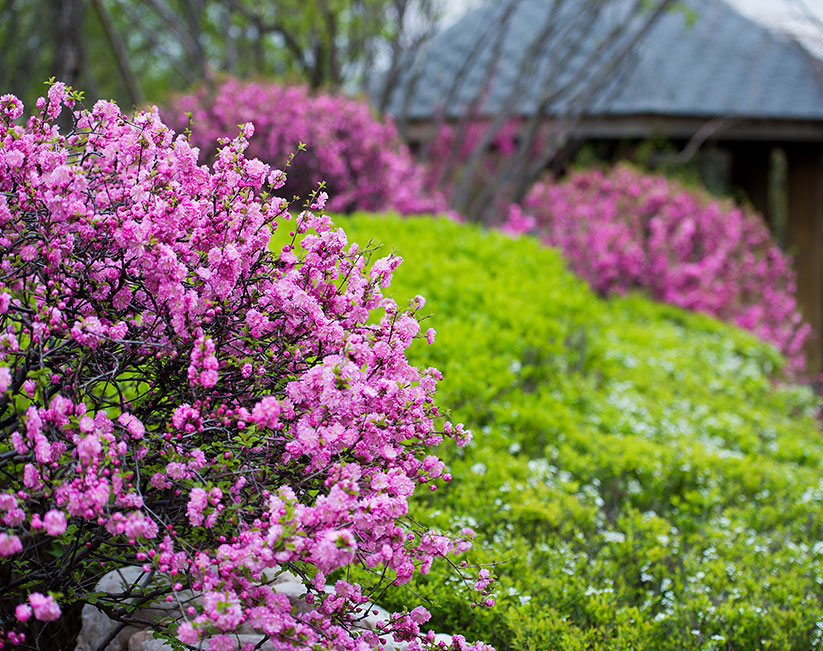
[90,0,143,107]
[51,0,85,88]
[51,0,86,130]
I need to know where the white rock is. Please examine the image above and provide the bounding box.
[135,590,194,625]
[95,567,147,595]
[261,566,301,586]
[432,633,453,646]
[127,631,175,651]
[75,567,189,651]
[75,567,148,651]
[74,610,141,651]
[354,603,392,632]
[77,564,454,651]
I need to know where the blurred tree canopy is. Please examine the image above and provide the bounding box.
[0,0,444,108]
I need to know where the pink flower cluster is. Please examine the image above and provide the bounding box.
[164,79,448,216]
[15,594,60,623]
[0,83,489,650]
[505,164,811,376]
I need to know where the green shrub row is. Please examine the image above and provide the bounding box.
[337,214,822,651]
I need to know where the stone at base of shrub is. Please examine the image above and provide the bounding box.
[75,567,453,651]
[126,631,175,651]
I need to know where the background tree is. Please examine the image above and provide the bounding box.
[0,0,445,108]
[381,0,678,224]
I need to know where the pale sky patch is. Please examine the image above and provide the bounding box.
[724,0,823,55]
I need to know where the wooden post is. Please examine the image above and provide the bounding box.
[729,143,771,218]
[785,144,823,380]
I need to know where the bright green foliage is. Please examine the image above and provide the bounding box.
[340,214,822,651]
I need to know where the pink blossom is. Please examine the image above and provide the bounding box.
[23,464,41,489]
[28,593,61,621]
[46,81,67,118]
[0,366,10,393]
[43,510,67,536]
[5,149,24,169]
[187,488,208,526]
[313,529,358,573]
[3,508,24,526]
[202,590,243,631]
[15,604,32,622]
[70,316,108,348]
[250,396,281,429]
[474,568,492,591]
[207,636,236,651]
[22,379,35,397]
[25,406,42,439]
[268,169,286,188]
[77,435,102,464]
[178,621,199,645]
[0,93,23,119]
[166,462,189,480]
[118,413,145,439]
[0,533,22,556]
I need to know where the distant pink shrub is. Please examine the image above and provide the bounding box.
[164,78,448,216]
[508,164,811,376]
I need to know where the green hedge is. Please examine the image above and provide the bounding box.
[339,215,821,650]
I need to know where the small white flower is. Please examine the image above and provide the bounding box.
[602,530,626,544]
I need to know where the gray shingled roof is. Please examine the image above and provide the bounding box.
[384,0,823,122]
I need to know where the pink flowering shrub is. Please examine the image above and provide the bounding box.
[164,78,448,217]
[508,164,810,376]
[0,84,492,650]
